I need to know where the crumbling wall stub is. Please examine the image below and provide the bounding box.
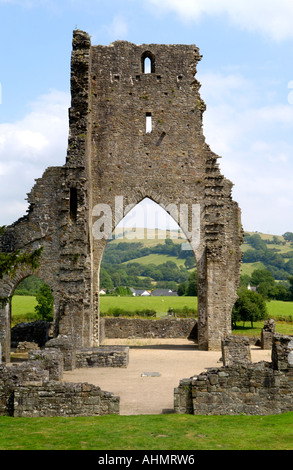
[0,29,243,358]
[175,334,293,416]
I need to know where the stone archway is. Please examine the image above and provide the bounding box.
[0,267,57,362]
[0,30,243,361]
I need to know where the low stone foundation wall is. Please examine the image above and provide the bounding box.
[174,334,293,416]
[100,317,197,341]
[76,346,129,368]
[0,346,120,417]
[13,382,119,417]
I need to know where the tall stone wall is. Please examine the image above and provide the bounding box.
[0,29,243,361]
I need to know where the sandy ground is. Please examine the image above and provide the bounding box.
[62,338,272,416]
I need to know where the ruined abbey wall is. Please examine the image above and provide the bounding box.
[175,334,293,416]
[0,30,243,361]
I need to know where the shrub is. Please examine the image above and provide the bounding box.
[167,306,197,318]
[100,308,156,318]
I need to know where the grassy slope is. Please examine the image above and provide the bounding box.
[112,229,293,276]
[241,231,293,276]
[1,413,293,450]
[123,253,187,267]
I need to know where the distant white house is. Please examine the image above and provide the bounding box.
[99,289,107,295]
[130,288,151,296]
[247,284,257,292]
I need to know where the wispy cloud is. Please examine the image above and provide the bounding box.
[107,14,129,39]
[146,0,293,41]
[199,71,293,233]
[0,90,69,225]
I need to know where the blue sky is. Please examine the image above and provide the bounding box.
[0,0,293,235]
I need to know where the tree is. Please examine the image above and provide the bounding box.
[113,286,132,296]
[186,270,197,296]
[289,277,293,300]
[250,269,275,287]
[232,288,267,328]
[177,281,187,296]
[249,268,275,299]
[0,226,43,306]
[99,267,113,291]
[184,257,196,269]
[283,232,293,242]
[34,284,54,321]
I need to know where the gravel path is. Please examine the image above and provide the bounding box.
[62,339,271,415]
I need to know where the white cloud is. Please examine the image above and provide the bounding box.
[198,71,293,234]
[110,15,129,39]
[0,89,70,225]
[146,0,293,41]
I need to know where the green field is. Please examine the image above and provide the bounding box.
[10,295,293,337]
[0,413,293,450]
[99,295,198,315]
[267,300,293,318]
[11,294,293,320]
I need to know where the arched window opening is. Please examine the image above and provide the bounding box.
[141,51,155,74]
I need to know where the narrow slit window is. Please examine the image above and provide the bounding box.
[70,187,78,221]
[146,113,152,133]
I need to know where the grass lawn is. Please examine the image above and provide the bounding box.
[11,295,38,325]
[266,300,293,318]
[1,413,293,450]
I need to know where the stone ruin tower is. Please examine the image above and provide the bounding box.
[0,30,243,361]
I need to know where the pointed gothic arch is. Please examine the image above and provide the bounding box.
[141,51,155,74]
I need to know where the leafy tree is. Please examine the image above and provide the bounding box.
[100,267,113,291]
[285,259,293,275]
[34,284,54,321]
[184,257,196,269]
[250,269,275,299]
[250,269,275,287]
[232,288,267,328]
[247,234,267,251]
[177,281,187,296]
[186,270,198,296]
[113,286,133,296]
[283,232,293,242]
[289,277,293,300]
[267,282,291,301]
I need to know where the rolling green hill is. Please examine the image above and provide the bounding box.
[101,229,293,288]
